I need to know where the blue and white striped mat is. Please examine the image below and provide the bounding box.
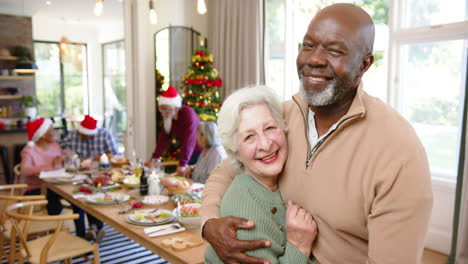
[1,225,169,264]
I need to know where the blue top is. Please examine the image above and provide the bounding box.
[60,128,119,158]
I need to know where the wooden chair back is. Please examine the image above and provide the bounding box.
[6,200,99,264]
[0,184,45,263]
[0,184,44,229]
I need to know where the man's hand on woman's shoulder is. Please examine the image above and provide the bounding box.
[203,216,271,264]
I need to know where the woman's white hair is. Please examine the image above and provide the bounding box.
[217,85,287,169]
[198,121,221,148]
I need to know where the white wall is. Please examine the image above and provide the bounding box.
[426,180,456,253]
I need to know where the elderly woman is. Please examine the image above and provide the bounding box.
[21,118,63,195]
[204,86,317,263]
[182,121,227,183]
[21,118,87,238]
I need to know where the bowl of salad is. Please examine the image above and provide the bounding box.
[176,203,201,228]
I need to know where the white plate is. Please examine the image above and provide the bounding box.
[52,174,87,184]
[85,192,130,205]
[142,195,169,205]
[81,182,120,192]
[125,209,175,226]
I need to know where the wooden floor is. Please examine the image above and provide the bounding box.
[423,249,448,264]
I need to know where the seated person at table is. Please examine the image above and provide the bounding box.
[182,121,227,183]
[61,114,119,160]
[61,114,119,242]
[149,85,203,175]
[204,86,317,263]
[21,117,86,237]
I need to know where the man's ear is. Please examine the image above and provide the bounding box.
[359,54,374,76]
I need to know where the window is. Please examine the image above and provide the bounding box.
[34,41,88,117]
[401,0,468,28]
[265,0,468,182]
[265,0,389,101]
[391,1,468,181]
[102,40,126,151]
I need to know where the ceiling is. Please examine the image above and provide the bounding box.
[0,0,123,25]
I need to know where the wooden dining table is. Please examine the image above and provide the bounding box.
[42,178,206,264]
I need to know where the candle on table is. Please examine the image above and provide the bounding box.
[100,153,109,165]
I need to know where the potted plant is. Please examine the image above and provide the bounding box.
[20,95,40,118]
[12,46,38,75]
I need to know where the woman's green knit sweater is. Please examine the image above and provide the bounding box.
[205,172,314,263]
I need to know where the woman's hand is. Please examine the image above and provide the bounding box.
[285,200,317,257]
[52,156,63,168]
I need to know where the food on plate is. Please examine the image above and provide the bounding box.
[123,176,140,188]
[90,192,127,203]
[142,195,169,205]
[126,175,140,184]
[79,186,93,194]
[160,176,192,194]
[110,156,129,167]
[133,210,173,222]
[93,174,112,186]
[176,203,201,228]
[110,168,125,183]
[180,204,200,218]
[81,158,93,170]
[171,193,201,205]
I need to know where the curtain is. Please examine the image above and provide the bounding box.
[207,0,265,99]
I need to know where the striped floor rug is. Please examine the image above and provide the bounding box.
[1,225,169,264]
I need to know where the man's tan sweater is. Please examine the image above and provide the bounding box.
[201,85,433,263]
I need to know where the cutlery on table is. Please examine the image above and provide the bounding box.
[144,223,185,237]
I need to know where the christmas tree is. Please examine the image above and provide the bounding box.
[182,48,222,122]
[155,68,165,91]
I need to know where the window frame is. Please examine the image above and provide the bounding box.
[387,0,468,182]
[34,40,89,116]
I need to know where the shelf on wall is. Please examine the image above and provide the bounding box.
[0,95,22,100]
[0,75,34,80]
[0,56,18,61]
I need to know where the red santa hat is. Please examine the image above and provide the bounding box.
[78,115,98,135]
[158,85,182,108]
[26,117,52,147]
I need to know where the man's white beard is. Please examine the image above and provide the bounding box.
[163,117,172,133]
[299,78,337,106]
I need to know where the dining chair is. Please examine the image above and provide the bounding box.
[0,184,59,263]
[0,184,44,262]
[6,200,100,264]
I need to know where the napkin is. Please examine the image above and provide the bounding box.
[39,168,72,179]
[144,223,185,237]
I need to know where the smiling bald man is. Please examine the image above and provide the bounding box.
[201,3,433,264]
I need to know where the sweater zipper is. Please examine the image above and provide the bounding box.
[292,97,312,166]
[305,113,362,168]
